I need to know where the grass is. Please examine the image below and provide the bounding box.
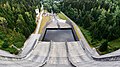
[109,38,120,47]
[80,26,120,54]
[39,15,50,34]
[73,25,81,40]
[57,12,81,39]
[5,47,18,54]
[58,12,120,54]
[79,27,93,46]
[57,13,68,20]
[44,10,48,13]
[0,26,25,54]
[58,13,103,52]
[98,38,120,55]
[80,27,106,47]
[79,27,92,42]
[108,38,120,52]
[0,39,4,47]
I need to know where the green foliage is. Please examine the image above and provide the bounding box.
[58,13,68,20]
[0,39,4,48]
[6,46,19,54]
[0,0,40,54]
[2,40,9,48]
[0,25,26,54]
[99,40,108,52]
[52,4,60,13]
[0,0,39,37]
[43,0,60,13]
[59,0,120,54]
[79,27,92,45]
[108,38,120,52]
[44,3,52,12]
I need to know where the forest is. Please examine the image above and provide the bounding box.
[56,0,120,54]
[0,0,41,54]
[43,0,120,54]
[0,0,120,55]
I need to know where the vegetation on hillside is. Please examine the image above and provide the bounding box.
[43,0,60,13]
[0,0,41,54]
[0,0,120,55]
[57,0,120,54]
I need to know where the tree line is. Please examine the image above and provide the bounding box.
[0,0,41,54]
[57,0,120,54]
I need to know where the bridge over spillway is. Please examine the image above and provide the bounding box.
[0,10,120,67]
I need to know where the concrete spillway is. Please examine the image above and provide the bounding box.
[0,13,120,67]
[43,42,74,67]
[0,41,120,67]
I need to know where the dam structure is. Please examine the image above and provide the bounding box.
[0,11,120,67]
